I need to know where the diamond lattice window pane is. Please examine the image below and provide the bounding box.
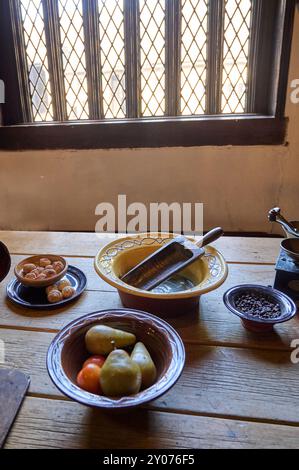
[221,0,252,113]
[180,0,208,115]
[99,0,126,119]
[58,0,89,120]
[19,0,53,122]
[140,0,166,117]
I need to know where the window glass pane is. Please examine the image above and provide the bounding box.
[180,0,208,115]
[140,0,166,117]
[221,0,252,113]
[17,0,258,123]
[58,0,89,120]
[99,0,126,118]
[19,0,53,121]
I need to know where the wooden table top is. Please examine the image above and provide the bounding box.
[1,231,299,449]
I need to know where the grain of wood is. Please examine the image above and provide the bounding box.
[1,328,299,424]
[5,397,299,449]
[1,231,296,450]
[0,231,281,264]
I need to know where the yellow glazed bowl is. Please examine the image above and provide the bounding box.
[95,233,228,317]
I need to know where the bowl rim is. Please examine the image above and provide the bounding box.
[281,238,299,255]
[47,308,186,409]
[94,232,228,299]
[223,284,297,324]
[15,254,68,288]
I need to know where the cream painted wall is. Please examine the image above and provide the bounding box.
[0,12,298,233]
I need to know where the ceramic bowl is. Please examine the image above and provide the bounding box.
[15,254,68,288]
[47,309,186,409]
[223,284,297,332]
[94,233,228,317]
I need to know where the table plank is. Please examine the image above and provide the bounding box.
[1,263,297,350]
[0,231,281,264]
[2,328,299,424]
[2,253,276,295]
[5,396,299,449]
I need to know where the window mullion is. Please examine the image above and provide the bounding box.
[124,0,140,118]
[83,0,103,120]
[9,0,33,122]
[42,0,67,121]
[207,0,224,115]
[166,0,181,116]
[246,0,263,113]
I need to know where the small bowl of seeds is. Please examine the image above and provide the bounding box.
[223,284,297,332]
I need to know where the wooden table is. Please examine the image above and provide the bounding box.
[1,231,299,449]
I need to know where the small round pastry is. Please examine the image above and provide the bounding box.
[52,261,64,273]
[46,284,58,295]
[32,267,44,277]
[62,286,75,299]
[46,265,54,270]
[44,269,56,278]
[39,258,51,268]
[47,290,63,304]
[23,263,36,274]
[25,272,37,280]
[36,273,47,280]
[57,279,71,291]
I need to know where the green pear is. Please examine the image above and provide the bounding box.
[100,349,142,397]
[131,342,157,389]
[85,325,136,355]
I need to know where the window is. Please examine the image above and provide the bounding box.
[0,0,296,149]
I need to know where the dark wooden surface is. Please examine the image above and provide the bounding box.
[0,116,287,150]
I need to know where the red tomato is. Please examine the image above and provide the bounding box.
[77,364,101,394]
[83,355,106,369]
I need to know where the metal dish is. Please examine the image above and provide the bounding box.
[47,309,186,410]
[94,233,228,317]
[223,284,297,332]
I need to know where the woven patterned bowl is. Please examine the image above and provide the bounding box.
[94,233,228,316]
[47,309,185,410]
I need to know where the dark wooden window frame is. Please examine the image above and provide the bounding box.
[0,0,296,150]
